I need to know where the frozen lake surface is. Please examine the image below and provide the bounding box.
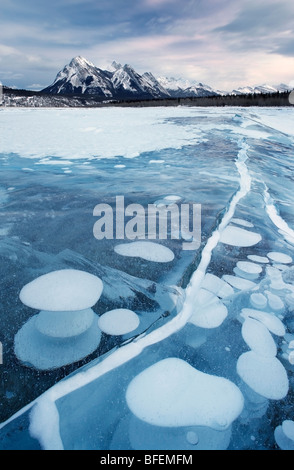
[0,106,294,450]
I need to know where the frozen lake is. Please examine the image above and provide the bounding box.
[0,106,294,450]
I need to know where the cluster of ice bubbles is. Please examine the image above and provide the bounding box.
[180,217,294,449]
[15,269,142,370]
[13,211,294,450]
[14,201,179,371]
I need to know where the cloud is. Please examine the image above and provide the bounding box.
[0,0,293,90]
[217,1,294,34]
[214,0,294,55]
[272,38,294,57]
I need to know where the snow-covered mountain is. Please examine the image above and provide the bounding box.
[42,56,113,97]
[157,76,291,97]
[42,56,292,101]
[42,56,223,100]
[42,57,170,100]
[232,83,291,95]
[157,76,219,97]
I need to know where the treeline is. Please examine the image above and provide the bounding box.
[107,91,293,108]
[2,86,293,107]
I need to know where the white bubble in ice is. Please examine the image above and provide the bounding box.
[186,431,199,445]
[241,308,286,336]
[241,318,277,357]
[267,252,292,264]
[98,309,140,336]
[126,358,244,430]
[19,269,103,312]
[222,275,257,291]
[114,241,174,263]
[189,289,228,329]
[250,293,268,310]
[220,226,262,247]
[247,255,269,264]
[237,351,288,400]
[275,420,294,450]
[237,261,262,275]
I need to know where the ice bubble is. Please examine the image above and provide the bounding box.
[14,315,101,370]
[164,195,182,202]
[114,241,175,263]
[186,431,199,445]
[241,318,277,357]
[237,351,289,400]
[250,293,268,310]
[265,291,284,313]
[222,275,257,291]
[35,308,95,338]
[189,288,228,329]
[231,218,254,228]
[266,266,287,291]
[201,273,234,298]
[220,226,262,247]
[126,358,244,430]
[289,351,294,365]
[283,420,294,441]
[241,308,286,336]
[236,261,262,276]
[247,255,269,264]
[19,269,103,312]
[267,252,292,264]
[98,308,140,335]
[275,422,294,450]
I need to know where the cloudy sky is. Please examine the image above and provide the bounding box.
[0,0,293,91]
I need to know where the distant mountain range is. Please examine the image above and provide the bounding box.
[1,56,292,108]
[231,83,292,95]
[41,56,291,101]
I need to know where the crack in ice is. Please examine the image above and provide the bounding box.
[263,185,294,245]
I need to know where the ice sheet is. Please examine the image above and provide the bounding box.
[0,106,294,451]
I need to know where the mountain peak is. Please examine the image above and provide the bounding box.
[69,56,95,68]
[111,61,122,71]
